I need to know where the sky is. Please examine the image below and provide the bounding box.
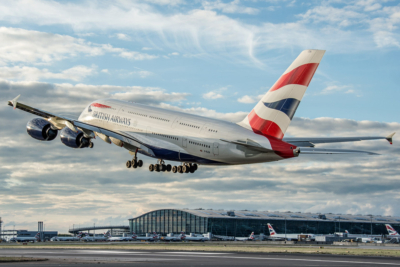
[0,0,399,234]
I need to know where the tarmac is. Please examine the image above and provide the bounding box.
[1,248,400,266]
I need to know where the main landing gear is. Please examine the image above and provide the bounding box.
[126,149,143,169]
[149,161,198,174]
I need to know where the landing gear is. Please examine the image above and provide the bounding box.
[89,142,94,148]
[148,161,198,174]
[126,149,143,170]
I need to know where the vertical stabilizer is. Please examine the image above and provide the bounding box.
[238,49,325,139]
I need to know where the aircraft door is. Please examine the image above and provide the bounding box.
[182,137,187,148]
[213,142,219,155]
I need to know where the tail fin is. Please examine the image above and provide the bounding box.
[249,232,255,240]
[267,223,277,236]
[238,49,325,139]
[386,224,399,235]
[345,230,349,234]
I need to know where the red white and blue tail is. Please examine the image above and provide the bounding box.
[385,224,399,235]
[267,223,277,236]
[238,49,325,139]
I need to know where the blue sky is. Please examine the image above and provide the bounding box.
[0,0,399,233]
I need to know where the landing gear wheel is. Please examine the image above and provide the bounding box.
[126,160,132,168]
[193,164,198,171]
[138,160,143,167]
[177,166,183,173]
[89,142,94,148]
[155,164,161,172]
[132,160,138,169]
[172,166,178,173]
[166,164,172,172]
[184,165,190,173]
[189,165,195,173]
[161,164,167,172]
[149,164,154,172]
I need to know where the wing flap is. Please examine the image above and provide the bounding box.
[298,147,379,155]
[284,135,394,147]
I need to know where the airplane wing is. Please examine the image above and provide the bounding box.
[283,134,395,147]
[7,95,155,155]
[296,147,379,155]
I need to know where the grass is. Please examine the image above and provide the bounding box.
[0,256,48,262]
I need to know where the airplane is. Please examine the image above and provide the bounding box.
[160,232,185,242]
[267,223,315,241]
[7,49,395,174]
[80,231,109,242]
[385,224,400,237]
[10,232,40,243]
[107,232,137,242]
[235,232,255,241]
[183,233,210,242]
[50,235,80,241]
[136,232,159,242]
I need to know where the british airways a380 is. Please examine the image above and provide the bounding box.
[7,50,394,174]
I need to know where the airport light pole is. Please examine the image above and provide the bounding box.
[285,217,287,241]
[370,215,373,235]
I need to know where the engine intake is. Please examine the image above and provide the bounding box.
[60,127,91,148]
[26,118,58,141]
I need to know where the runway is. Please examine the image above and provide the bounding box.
[1,249,400,266]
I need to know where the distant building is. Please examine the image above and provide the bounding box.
[128,209,400,237]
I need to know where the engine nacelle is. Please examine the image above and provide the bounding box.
[26,118,58,141]
[60,127,91,149]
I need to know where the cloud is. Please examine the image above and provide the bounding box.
[130,70,154,78]
[237,94,263,104]
[0,65,97,81]
[320,84,357,95]
[202,0,259,15]
[115,33,131,41]
[0,27,157,65]
[203,91,224,100]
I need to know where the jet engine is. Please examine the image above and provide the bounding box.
[60,127,92,149]
[26,118,58,141]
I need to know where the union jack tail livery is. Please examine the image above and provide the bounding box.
[35,232,40,241]
[385,224,399,235]
[267,223,277,236]
[239,49,325,139]
[249,232,255,240]
[132,232,137,239]
[153,232,159,239]
[104,230,111,238]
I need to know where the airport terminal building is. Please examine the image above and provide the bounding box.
[128,209,400,237]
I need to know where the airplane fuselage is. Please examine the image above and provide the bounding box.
[78,99,297,165]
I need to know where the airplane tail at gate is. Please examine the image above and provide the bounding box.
[385,224,399,235]
[238,49,325,139]
[267,223,277,236]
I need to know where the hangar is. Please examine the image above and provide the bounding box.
[128,209,400,237]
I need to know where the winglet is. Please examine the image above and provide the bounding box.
[386,132,395,145]
[10,94,20,109]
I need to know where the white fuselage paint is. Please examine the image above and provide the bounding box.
[78,99,288,165]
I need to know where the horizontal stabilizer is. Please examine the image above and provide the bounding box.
[220,139,272,153]
[386,132,395,145]
[297,147,379,155]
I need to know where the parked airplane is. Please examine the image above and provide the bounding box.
[184,233,210,242]
[80,231,109,242]
[160,232,185,242]
[50,235,80,241]
[10,232,40,243]
[108,232,137,242]
[136,232,159,242]
[7,50,395,173]
[385,224,400,237]
[235,232,255,241]
[267,223,315,241]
